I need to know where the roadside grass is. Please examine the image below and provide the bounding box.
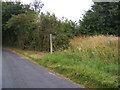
[6,35,119,88]
[40,50,118,88]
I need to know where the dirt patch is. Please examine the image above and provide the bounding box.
[29,54,44,59]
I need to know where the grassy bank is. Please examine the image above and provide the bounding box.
[7,35,119,88]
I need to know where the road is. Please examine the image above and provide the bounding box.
[2,49,83,88]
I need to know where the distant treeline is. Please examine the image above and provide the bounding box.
[2,1,120,51]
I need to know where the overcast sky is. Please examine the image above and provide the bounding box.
[8,0,94,22]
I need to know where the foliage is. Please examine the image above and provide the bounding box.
[2,1,76,51]
[29,0,44,15]
[31,12,71,51]
[79,2,120,36]
[6,12,37,49]
[53,34,70,51]
[2,1,120,52]
[2,1,35,46]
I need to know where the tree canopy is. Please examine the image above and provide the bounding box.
[79,2,120,36]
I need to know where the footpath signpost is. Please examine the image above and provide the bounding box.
[50,34,56,54]
[50,34,53,54]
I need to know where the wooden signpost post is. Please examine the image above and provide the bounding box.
[50,34,53,54]
[50,34,56,54]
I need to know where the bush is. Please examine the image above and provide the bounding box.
[53,34,70,51]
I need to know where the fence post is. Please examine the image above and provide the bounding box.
[50,34,53,54]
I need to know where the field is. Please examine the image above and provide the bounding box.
[8,35,119,88]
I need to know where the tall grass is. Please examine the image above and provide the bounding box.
[40,35,119,88]
[70,35,118,50]
[69,35,118,64]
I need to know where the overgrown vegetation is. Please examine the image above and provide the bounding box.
[2,0,77,51]
[40,35,119,88]
[2,1,120,51]
[9,35,119,88]
[2,0,119,88]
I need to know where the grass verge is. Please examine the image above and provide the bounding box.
[6,47,118,89]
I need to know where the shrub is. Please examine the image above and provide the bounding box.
[53,34,70,51]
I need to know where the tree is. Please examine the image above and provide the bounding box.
[30,0,44,15]
[79,2,120,36]
[6,12,37,49]
[32,12,59,51]
[60,20,79,38]
[2,1,76,51]
[2,1,36,46]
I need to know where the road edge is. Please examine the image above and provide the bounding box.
[4,48,87,89]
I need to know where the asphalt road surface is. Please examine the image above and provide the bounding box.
[2,49,83,88]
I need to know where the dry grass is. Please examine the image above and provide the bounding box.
[6,47,48,59]
[24,50,48,59]
[70,35,118,51]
